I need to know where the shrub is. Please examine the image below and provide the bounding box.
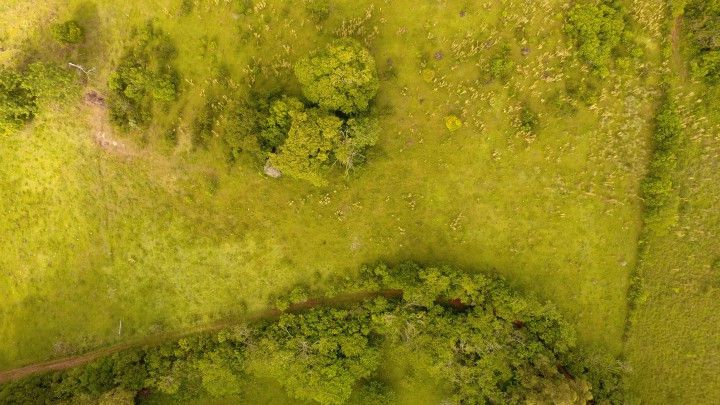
[444,114,462,131]
[518,105,539,132]
[565,0,626,76]
[0,63,77,133]
[294,39,379,114]
[641,95,683,233]
[684,0,720,84]
[0,68,36,130]
[487,44,515,82]
[51,20,85,44]
[108,23,179,128]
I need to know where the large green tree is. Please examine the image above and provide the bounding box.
[294,39,379,114]
[268,106,343,186]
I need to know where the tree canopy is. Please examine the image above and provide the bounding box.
[108,23,179,127]
[0,263,623,405]
[565,0,626,76]
[294,39,379,114]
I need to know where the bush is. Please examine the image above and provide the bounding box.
[565,0,626,76]
[487,44,515,82]
[51,20,85,44]
[0,63,77,133]
[518,105,539,132]
[641,95,683,232]
[0,69,36,130]
[684,0,720,84]
[294,39,379,114]
[108,23,179,128]
[444,114,462,131]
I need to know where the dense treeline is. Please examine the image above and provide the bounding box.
[0,264,623,404]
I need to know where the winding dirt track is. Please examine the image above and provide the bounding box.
[0,290,402,384]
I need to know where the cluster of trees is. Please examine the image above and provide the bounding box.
[684,0,720,85]
[564,0,635,77]
[0,263,624,404]
[640,93,684,233]
[108,23,179,128]
[263,39,380,186]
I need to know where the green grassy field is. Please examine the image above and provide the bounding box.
[1,0,718,403]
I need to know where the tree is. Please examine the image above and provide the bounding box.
[108,23,179,127]
[294,39,379,114]
[51,20,85,44]
[565,1,626,76]
[268,107,343,186]
[246,308,381,405]
[335,116,379,169]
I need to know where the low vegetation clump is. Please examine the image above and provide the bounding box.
[108,23,179,128]
[684,0,720,84]
[50,20,85,45]
[0,264,621,404]
[640,94,684,233]
[564,0,628,76]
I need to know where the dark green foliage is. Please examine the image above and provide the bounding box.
[640,94,683,233]
[684,0,720,84]
[108,23,179,128]
[51,20,85,44]
[0,68,37,130]
[294,39,379,114]
[0,63,77,133]
[565,0,626,76]
[0,264,620,404]
[258,96,305,151]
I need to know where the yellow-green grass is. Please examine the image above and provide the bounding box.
[624,72,720,404]
[1,0,661,382]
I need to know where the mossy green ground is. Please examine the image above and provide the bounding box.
[1,0,717,402]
